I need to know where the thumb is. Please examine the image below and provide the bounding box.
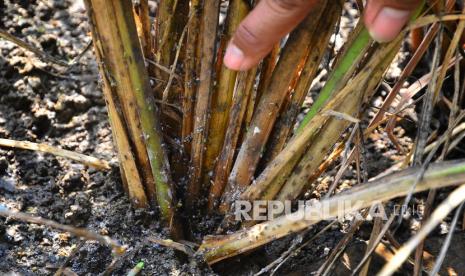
[364,0,422,42]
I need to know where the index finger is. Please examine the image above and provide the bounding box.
[224,0,319,71]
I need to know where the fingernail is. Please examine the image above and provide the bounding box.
[224,43,245,71]
[369,7,411,43]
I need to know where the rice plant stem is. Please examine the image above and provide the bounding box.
[198,160,465,264]
[203,0,249,192]
[296,27,371,132]
[187,0,221,209]
[84,0,178,231]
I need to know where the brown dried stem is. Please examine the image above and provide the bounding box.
[198,160,465,264]
[186,0,221,209]
[203,0,250,190]
[208,69,257,211]
[0,138,110,170]
[0,29,68,67]
[263,2,342,164]
[182,0,202,152]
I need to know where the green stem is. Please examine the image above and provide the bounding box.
[117,3,176,224]
[297,2,424,133]
[296,27,371,132]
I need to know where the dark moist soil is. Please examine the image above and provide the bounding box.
[1,0,464,275]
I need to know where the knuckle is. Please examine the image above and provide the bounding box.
[233,23,262,50]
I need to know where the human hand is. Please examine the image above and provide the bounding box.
[224,0,421,71]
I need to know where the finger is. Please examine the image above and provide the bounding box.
[364,0,421,42]
[224,0,318,71]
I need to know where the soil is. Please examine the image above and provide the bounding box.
[0,0,464,275]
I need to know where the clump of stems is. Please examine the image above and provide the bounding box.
[81,0,465,272]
